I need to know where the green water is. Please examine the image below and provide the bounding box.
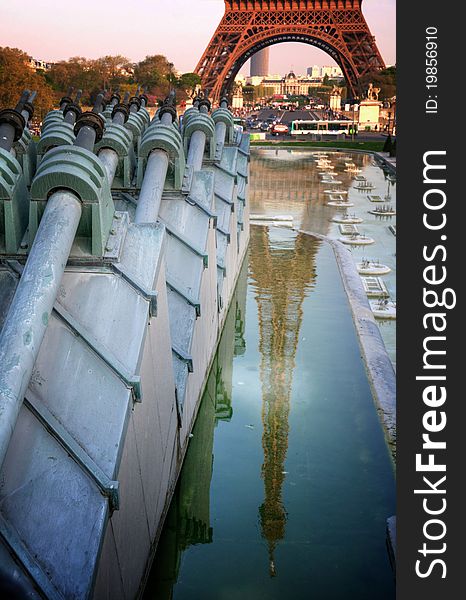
[144,226,396,600]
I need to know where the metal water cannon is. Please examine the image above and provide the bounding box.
[182,92,216,192]
[0,90,29,151]
[63,89,83,124]
[125,88,149,150]
[137,89,151,126]
[59,86,75,111]
[95,91,136,188]
[30,92,114,254]
[12,91,38,184]
[211,97,235,161]
[0,91,31,253]
[136,91,184,222]
[0,92,118,469]
[40,86,75,133]
[37,89,82,159]
[181,94,202,133]
[102,87,121,121]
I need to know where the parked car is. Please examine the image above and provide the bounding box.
[260,121,270,132]
[270,123,289,136]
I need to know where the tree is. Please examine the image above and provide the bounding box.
[0,47,56,119]
[47,57,101,103]
[383,134,392,153]
[92,55,133,91]
[176,72,201,99]
[360,66,396,101]
[134,55,173,94]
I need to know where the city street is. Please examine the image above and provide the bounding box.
[245,107,387,141]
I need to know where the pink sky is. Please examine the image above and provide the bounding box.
[0,0,395,74]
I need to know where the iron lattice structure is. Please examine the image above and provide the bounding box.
[196,0,385,103]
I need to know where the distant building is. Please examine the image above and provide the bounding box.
[250,48,270,77]
[245,75,266,86]
[307,65,322,79]
[27,57,53,71]
[260,71,318,96]
[306,65,343,80]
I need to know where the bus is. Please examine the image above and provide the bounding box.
[290,120,358,137]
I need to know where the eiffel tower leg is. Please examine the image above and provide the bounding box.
[196,1,385,105]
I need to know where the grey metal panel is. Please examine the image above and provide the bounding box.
[172,353,189,410]
[28,314,133,480]
[218,146,238,177]
[167,286,196,355]
[216,230,228,270]
[213,167,235,203]
[214,195,232,232]
[159,198,209,253]
[217,266,225,309]
[188,170,215,213]
[0,406,108,600]
[237,175,247,202]
[0,268,18,333]
[236,148,250,179]
[165,236,204,301]
[236,197,245,227]
[116,221,166,293]
[238,132,251,159]
[58,271,149,374]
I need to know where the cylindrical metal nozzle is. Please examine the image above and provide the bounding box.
[0,90,29,150]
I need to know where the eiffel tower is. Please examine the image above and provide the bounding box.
[196,0,385,103]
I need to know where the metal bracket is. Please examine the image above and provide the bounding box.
[103,211,128,260]
[166,278,201,318]
[216,226,231,242]
[214,162,238,181]
[111,263,158,318]
[182,164,194,194]
[215,191,234,207]
[186,194,217,224]
[172,343,194,373]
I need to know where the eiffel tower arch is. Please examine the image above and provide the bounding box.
[196,0,385,104]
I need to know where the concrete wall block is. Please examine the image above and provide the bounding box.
[92,522,125,600]
[109,418,151,599]
[133,267,177,540]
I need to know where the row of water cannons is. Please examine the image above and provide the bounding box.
[0,85,235,467]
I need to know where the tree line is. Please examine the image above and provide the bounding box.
[0,47,201,119]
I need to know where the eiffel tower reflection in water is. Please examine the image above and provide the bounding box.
[249,226,320,577]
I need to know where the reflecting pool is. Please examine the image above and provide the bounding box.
[144,224,395,599]
[250,149,396,367]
